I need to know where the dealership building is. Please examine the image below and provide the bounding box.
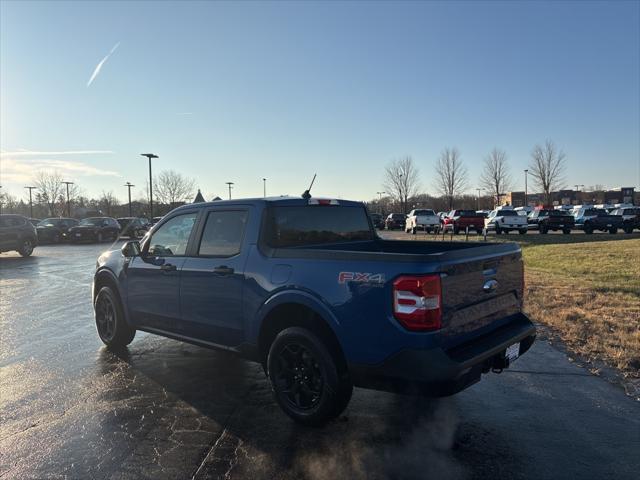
[505,187,636,207]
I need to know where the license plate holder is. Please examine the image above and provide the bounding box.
[506,343,520,364]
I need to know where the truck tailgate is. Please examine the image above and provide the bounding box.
[438,248,523,348]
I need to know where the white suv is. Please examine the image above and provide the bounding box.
[405,209,440,234]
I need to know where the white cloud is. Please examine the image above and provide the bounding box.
[1,149,114,157]
[87,42,120,87]
[0,157,121,184]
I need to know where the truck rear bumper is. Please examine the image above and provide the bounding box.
[348,313,536,396]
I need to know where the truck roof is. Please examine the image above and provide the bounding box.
[171,196,364,211]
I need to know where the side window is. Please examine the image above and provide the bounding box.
[198,210,248,257]
[148,213,197,257]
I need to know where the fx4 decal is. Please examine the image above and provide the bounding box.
[338,272,385,285]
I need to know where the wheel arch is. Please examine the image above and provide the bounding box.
[93,269,131,324]
[255,292,347,373]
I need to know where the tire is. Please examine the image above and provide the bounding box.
[495,225,502,235]
[412,227,417,235]
[624,226,633,234]
[539,226,547,234]
[476,228,483,235]
[519,229,527,235]
[584,224,593,235]
[267,327,353,426]
[18,239,34,257]
[453,227,460,235]
[94,286,136,348]
[609,227,617,234]
[563,229,571,235]
[426,228,432,234]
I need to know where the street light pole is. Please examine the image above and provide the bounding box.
[524,169,529,207]
[61,181,74,217]
[141,153,158,219]
[476,188,481,210]
[24,186,37,218]
[226,182,234,200]
[125,182,135,217]
[263,178,267,198]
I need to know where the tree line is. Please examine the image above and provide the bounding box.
[379,140,567,213]
[0,169,197,218]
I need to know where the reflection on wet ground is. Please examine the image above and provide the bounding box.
[1,244,639,479]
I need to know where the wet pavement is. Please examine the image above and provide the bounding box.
[1,243,639,480]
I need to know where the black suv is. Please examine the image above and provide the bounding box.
[36,217,79,243]
[68,217,121,243]
[0,214,38,256]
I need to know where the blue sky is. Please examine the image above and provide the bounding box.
[1,0,639,202]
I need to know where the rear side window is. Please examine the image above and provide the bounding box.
[264,206,374,247]
[198,210,248,257]
[148,213,197,257]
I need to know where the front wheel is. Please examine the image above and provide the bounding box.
[94,286,136,348]
[18,239,34,257]
[267,327,352,426]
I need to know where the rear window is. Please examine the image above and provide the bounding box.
[264,206,374,247]
[455,210,477,217]
[392,214,405,220]
[498,210,518,216]
[414,210,435,216]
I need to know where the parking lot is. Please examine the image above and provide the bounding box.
[1,242,639,480]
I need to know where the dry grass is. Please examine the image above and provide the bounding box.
[522,239,640,379]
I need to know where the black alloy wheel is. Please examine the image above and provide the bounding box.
[18,239,34,257]
[95,293,117,342]
[272,343,324,412]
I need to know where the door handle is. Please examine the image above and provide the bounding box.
[160,263,177,272]
[213,265,234,275]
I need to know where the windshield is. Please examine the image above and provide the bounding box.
[264,206,374,247]
[79,218,104,226]
[37,218,61,227]
[414,210,435,216]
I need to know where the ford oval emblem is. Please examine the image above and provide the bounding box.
[483,279,498,293]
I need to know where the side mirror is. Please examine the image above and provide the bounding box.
[121,240,141,258]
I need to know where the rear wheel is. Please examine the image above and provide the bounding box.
[519,228,527,235]
[495,225,502,235]
[18,239,34,257]
[539,225,548,234]
[476,228,483,235]
[268,327,352,426]
[453,227,459,235]
[563,229,571,235]
[624,226,633,234]
[609,227,617,234]
[584,224,593,234]
[94,286,136,348]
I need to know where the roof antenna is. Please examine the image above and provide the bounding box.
[301,173,317,199]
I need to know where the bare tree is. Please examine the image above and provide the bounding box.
[33,170,64,216]
[154,170,196,207]
[99,191,120,216]
[529,140,566,205]
[480,148,512,206]
[383,156,421,214]
[434,147,468,210]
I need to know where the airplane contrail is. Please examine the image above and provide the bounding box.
[87,42,120,87]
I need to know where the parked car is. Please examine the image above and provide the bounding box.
[527,209,574,234]
[369,212,385,230]
[611,207,640,234]
[69,217,121,243]
[93,196,535,426]
[573,208,623,234]
[385,213,406,230]
[117,217,151,238]
[485,208,528,234]
[0,214,37,256]
[36,217,79,243]
[405,209,440,234]
[442,209,485,234]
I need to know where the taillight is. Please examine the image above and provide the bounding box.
[393,275,442,331]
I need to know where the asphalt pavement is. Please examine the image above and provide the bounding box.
[1,242,638,480]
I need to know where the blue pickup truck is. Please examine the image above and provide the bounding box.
[93,196,535,425]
